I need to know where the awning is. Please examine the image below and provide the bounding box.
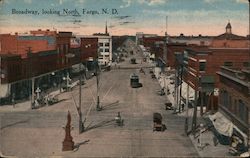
[181,81,195,101]
[0,84,10,98]
[208,112,248,146]
[208,112,234,137]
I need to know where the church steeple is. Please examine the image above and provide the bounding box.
[226,21,232,34]
[105,21,108,35]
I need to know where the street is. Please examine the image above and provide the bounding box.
[0,40,198,157]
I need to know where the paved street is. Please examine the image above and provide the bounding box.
[0,40,198,158]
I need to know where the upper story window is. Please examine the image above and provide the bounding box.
[200,41,205,46]
[199,61,206,71]
[99,48,104,52]
[238,99,248,124]
[105,43,110,47]
[224,61,233,67]
[105,48,109,52]
[99,43,104,47]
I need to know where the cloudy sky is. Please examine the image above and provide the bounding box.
[0,0,249,36]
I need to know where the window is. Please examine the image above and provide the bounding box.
[224,62,233,67]
[104,55,109,57]
[238,100,248,123]
[200,41,205,46]
[219,90,224,105]
[199,61,206,71]
[99,43,103,47]
[99,48,104,52]
[228,96,232,112]
[223,90,229,108]
[105,48,109,52]
[243,62,250,67]
[234,99,238,115]
[105,43,110,47]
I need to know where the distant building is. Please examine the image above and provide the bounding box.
[0,29,57,58]
[211,22,249,48]
[89,22,113,66]
[170,34,213,46]
[136,32,158,46]
[80,37,98,61]
[216,66,250,150]
[136,32,143,45]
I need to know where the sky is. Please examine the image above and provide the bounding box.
[0,0,249,36]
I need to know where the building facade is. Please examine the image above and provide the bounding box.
[183,46,250,112]
[217,66,250,150]
[97,35,112,65]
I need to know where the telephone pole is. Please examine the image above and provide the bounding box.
[78,56,84,133]
[163,16,168,69]
[26,47,35,109]
[96,59,102,111]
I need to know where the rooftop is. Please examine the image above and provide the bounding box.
[214,33,246,40]
[217,66,250,86]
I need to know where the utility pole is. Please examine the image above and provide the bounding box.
[78,55,84,133]
[192,90,198,134]
[27,47,35,109]
[249,0,250,59]
[163,16,168,70]
[174,62,177,112]
[185,84,189,135]
[247,0,249,149]
[96,59,102,111]
[179,64,183,113]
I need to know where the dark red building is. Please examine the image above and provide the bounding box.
[183,46,250,112]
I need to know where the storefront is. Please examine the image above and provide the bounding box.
[208,112,248,155]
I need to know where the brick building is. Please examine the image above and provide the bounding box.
[170,34,213,46]
[211,22,249,48]
[0,30,94,102]
[80,37,98,61]
[0,29,57,58]
[183,46,250,112]
[216,66,250,151]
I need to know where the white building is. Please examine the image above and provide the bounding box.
[96,35,112,66]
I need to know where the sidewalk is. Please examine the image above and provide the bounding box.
[0,100,31,112]
[0,74,95,113]
[155,69,231,157]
